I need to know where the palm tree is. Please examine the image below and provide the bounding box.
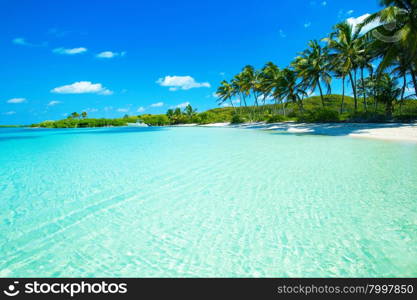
[376,74,402,118]
[324,22,364,112]
[216,80,237,112]
[360,0,417,92]
[293,40,332,108]
[332,66,348,114]
[279,68,307,113]
[355,36,375,112]
[260,62,285,115]
[174,108,182,117]
[231,73,248,108]
[70,112,80,119]
[166,109,174,119]
[81,111,88,119]
[241,65,262,120]
[360,73,402,118]
[184,104,197,118]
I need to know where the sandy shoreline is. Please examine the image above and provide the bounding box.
[197,122,417,143]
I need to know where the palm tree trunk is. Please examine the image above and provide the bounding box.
[296,97,304,113]
[349,71,358,113]
[230,99,237,114]
[340,76,345,114]
[317,80,325,108]
[253,92,259,121]
[410,67,417,98]
[370,69,377,113]
[400,74,407,115]
[361,67,367,112]
[261,95,267,116]
[386,100,393,119]
[241,93,249,119]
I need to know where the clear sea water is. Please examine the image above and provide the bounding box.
[0,126,416,277]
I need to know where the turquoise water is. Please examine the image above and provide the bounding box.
[0,126,416,277]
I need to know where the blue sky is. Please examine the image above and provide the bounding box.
[0,0,381,125]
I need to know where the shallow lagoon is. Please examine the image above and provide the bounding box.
[0,127,416,277]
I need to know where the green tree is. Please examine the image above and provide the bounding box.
[324,22,363,112]
[70,112,80,119]
[216,80,237,112]
[260,62,285,115]
[278,68,307,113]
[360,0,417,92]
[166,109,174,119]
[184,104,197,118]
[293,40,332,108]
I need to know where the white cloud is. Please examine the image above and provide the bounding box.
[104,106,113,111]
[347,13,380,35]
[347,10,354,15]
[12,38,28,45]
[279,29,287,38]
[96,51,126,59]
[175,102,190,109]
[84,108,98,113]
[117,108,129,113]
[12,37,46,47]
[137,106,146,113]
[156,76,210,91]
[3,111,16,115]
[51,81,113,95]
[47,100,61,106]
[304,22,312,28]
[150,102,164,107]
[321,1,327,6]
[53,47,87,55]
[7,98,26,104]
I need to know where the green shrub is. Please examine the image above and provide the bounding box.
[297,109,340,123]
[287,110,298,118]
[139,114,170,126]
[231,114,245,124]
[348,112,387,123]
[393,114,417,123]
[266,114,286,123]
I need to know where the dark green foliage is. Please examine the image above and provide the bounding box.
[347,112,387,123]
[297,109,340,123]
[266,114,287,123]
[30,94,417,128]
[139,114,170,126]
[32,117,137,128]
[230,114,245,124]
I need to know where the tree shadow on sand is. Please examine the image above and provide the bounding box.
[232,122,417,137]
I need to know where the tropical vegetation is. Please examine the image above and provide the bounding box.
[31,1,417,128]
[215,0,417,123]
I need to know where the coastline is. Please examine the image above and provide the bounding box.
[197,122,417,143]
[15,122,417,143]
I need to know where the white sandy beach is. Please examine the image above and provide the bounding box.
[200,122,417,143]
